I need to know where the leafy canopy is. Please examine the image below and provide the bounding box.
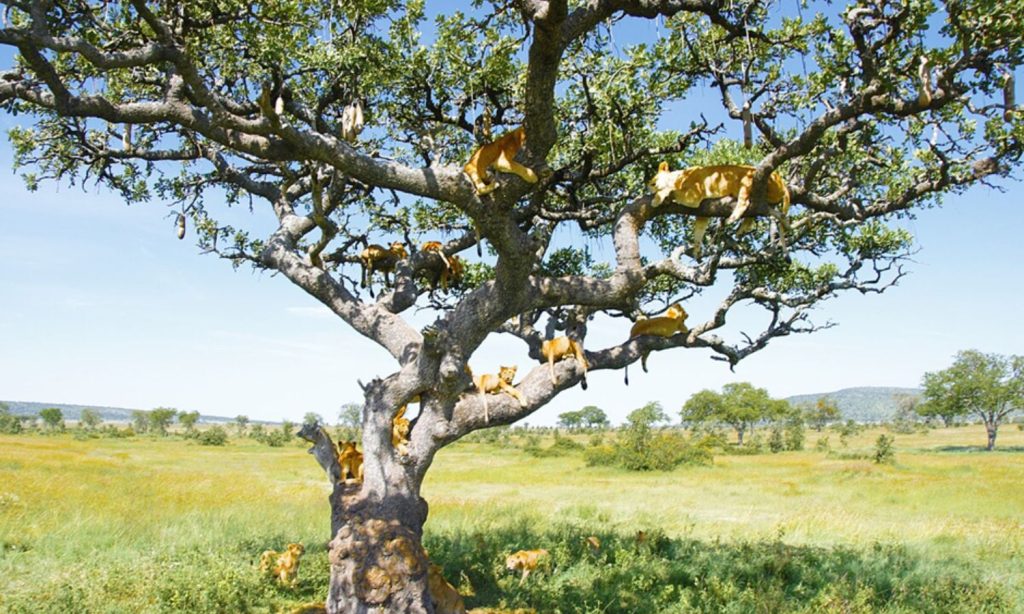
[1,0,1022,446]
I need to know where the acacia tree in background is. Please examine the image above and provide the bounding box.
[579,405,609,430]
[38,407,64,432]
[147,407,178,436]
[234,414,250,437]
[79,408,102,430]
[805,397,841,432]
[920,350,1023,450]
[178,410,200,435]
[557,409,584,430]
[682,383,789,445]
[337,402,363,442]
[130,410,149,434]
[2,1,1022,610]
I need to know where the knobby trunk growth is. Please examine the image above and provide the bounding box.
[2,1,1022,611]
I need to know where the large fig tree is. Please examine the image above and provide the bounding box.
[1,0,1020,611]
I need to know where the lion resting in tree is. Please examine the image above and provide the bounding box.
[648,161,790,256]
[337,440,364,483]
[540,336,588,390]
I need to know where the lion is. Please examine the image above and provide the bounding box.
[540,336,588,390]
[648,161,790,256]
[625,303,689,384]
[463,127,538,195]
[259,542,305,587]
[392,405,411,455]
[505,548,549,584]
[421,241,465,292]
[474,365,527,424]
[428,563,467,614]
[337,440,364,483]
[359,241,408,296]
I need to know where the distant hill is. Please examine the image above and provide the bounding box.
[0,400,236,425]
[785,387,921,423]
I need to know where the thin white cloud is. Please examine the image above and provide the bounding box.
[286,306,334,319]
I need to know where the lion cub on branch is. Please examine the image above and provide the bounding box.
[649,162,790,256]
[625,303,689,385]
[473,365,527,424]
[463,127,539,195]
[540,336,588,390]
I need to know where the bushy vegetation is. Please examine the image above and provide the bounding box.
[424,521,1012,614]
[584,403,713,471]
[0,404,22,434]
[197,426,229,446]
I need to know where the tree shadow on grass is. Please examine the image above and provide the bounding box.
[934,445,1024,453]
[425,520,1013,614]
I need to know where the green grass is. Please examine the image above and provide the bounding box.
[0,425,1021,612]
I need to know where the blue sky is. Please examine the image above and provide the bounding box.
[0,9,1022,426]
[1,131,1020,426]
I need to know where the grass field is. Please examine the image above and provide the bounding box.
[0,424,1022,612]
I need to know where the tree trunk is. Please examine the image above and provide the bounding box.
[985,422,997,451]
[736,426,745,446]
[325,486,431,613]
[323,393,434,613]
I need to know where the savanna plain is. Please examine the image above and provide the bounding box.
[0,425,1021,613]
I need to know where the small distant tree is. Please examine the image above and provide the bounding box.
[280,420,296,442]
[579,406,609,430]
[835,419,862,448]
[557,410,584,431]
[874,434,896,465]
[148,408,178,437]
[804,398,841,432]
[234,415,250,437]
[336,403,362,442]
[79,408,102,430]
[39,408,65,432]
[178,410,201,436]
[304,412,325,426]
[131,410,150,434]
[0,403,23,434]
[889,395,920,434]
[249,423,267,442]
[784,415,805,451]
[921,350,1023,450]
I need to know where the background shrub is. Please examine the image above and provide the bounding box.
[197,426,229,446]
